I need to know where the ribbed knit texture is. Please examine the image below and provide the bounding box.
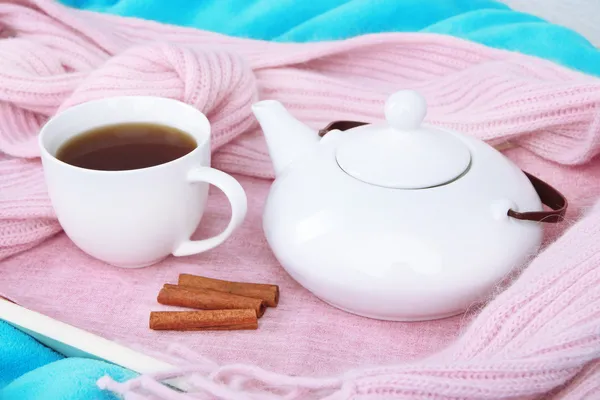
[1,1,600,399]
[91,199,600,399]
[96,198,600,399]
[344,200,600,399]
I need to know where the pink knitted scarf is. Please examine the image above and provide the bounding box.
[1,0,600,398]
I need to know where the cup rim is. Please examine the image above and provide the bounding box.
[38,96,211,175]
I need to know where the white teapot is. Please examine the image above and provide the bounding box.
[252,90,566,321]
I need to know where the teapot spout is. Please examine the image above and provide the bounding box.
[252,100,319,177]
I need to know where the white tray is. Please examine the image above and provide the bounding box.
[0,298,190,391]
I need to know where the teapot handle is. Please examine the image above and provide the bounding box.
[319,120,568,223]
[318,120,368,136]
[508,171,567,223]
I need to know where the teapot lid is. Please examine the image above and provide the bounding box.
[335,90,471,189]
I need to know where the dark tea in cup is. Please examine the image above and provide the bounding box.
[56,123,197,171]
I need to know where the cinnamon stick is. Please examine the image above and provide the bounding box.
[178,274,279,307]
[149,310,258,331]
[157,284,266,318]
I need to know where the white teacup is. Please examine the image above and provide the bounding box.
[38,96,248,268]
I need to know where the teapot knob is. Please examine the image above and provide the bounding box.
[384,90,427,131]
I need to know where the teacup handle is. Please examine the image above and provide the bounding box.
[172,167,248,257]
